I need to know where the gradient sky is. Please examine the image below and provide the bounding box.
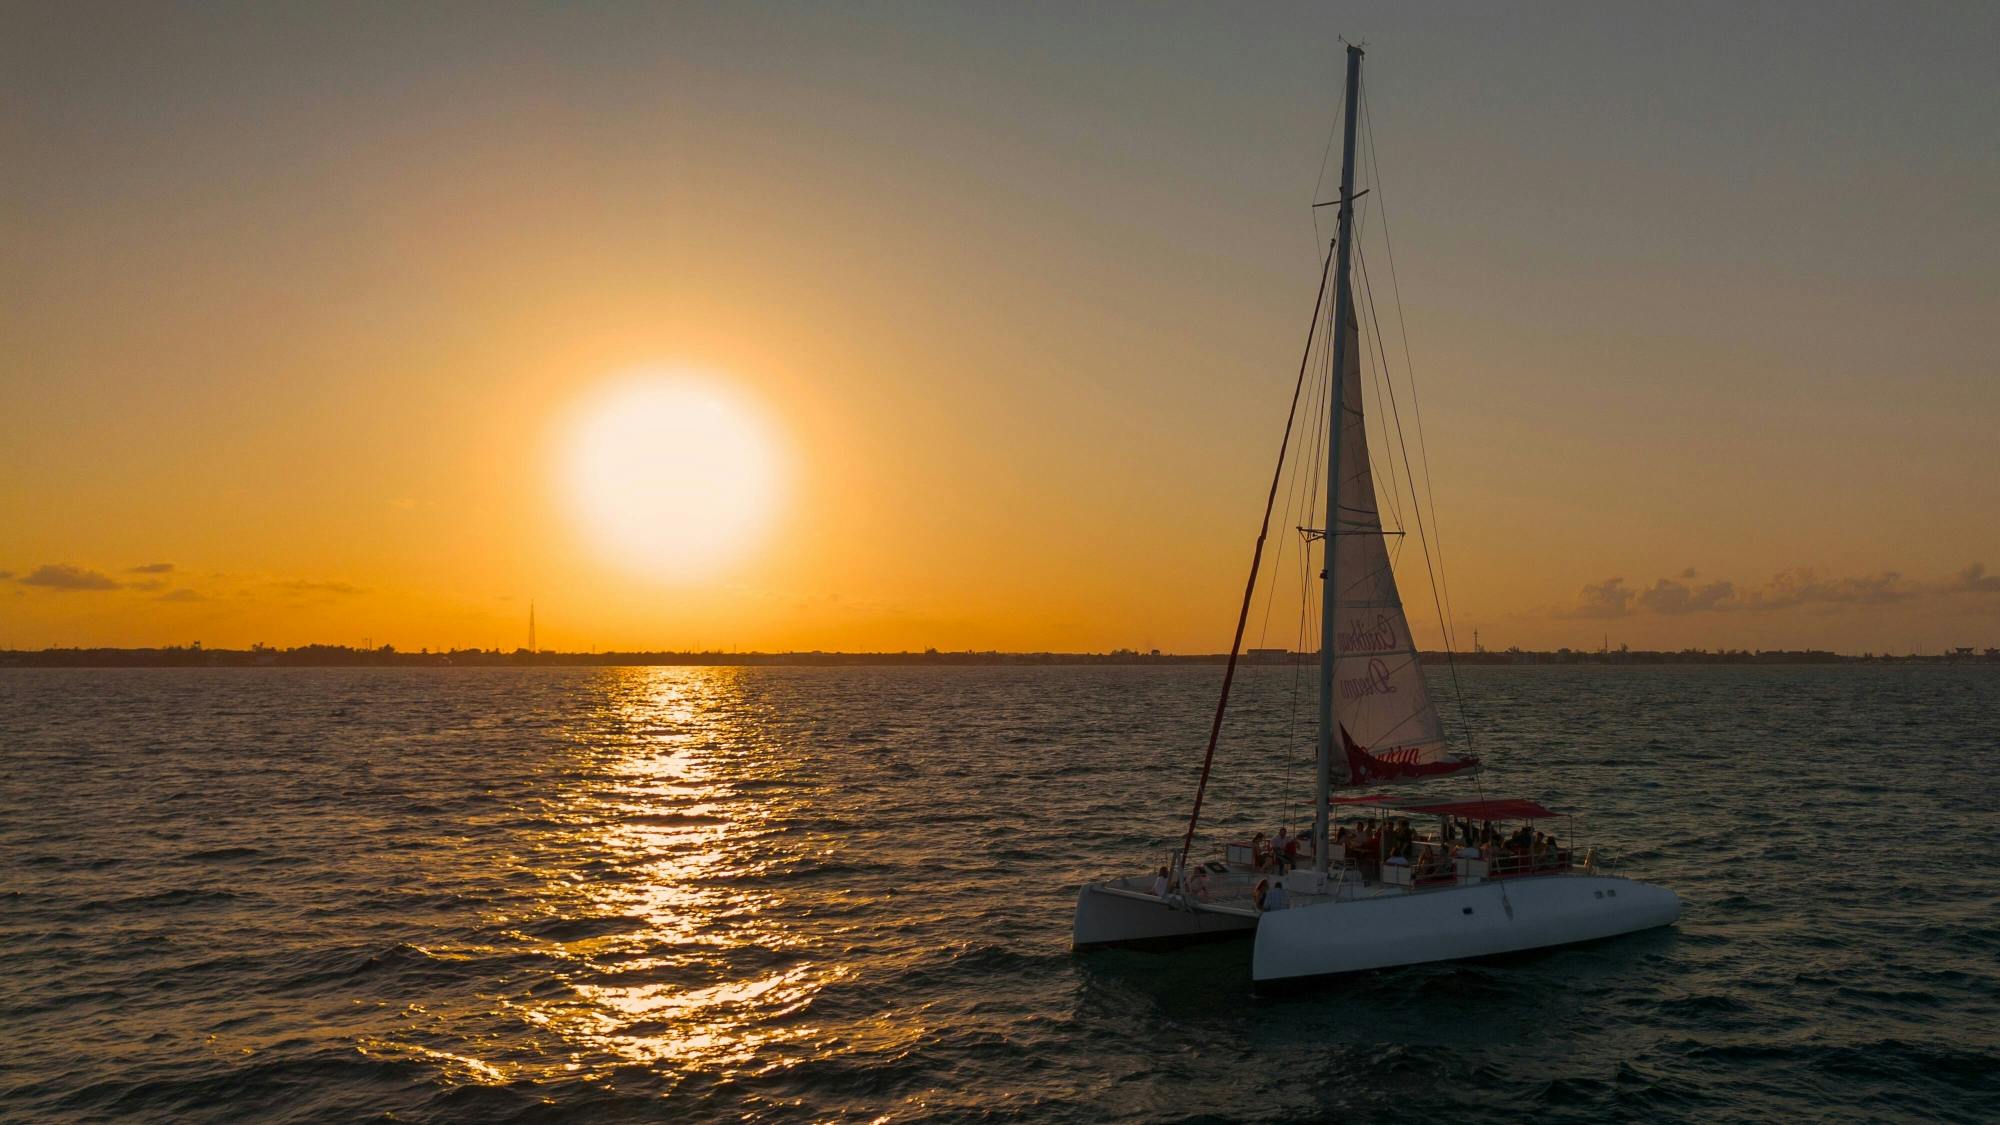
[5,3,1997,654]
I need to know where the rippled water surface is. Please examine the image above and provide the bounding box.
[2,665,1996,1122]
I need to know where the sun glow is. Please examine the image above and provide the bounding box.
[556,370,784,582]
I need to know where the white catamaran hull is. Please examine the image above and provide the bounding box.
[1251,875,1680,985]
[1072,883,1258,949]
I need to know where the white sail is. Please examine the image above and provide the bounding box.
[1327,296,1474,784]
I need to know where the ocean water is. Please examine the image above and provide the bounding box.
[1,664,1995,1123]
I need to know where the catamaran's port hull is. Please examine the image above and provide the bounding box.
[1072,883,1259,950]
[1251,874,1680,986]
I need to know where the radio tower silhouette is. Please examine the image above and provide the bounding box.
[529,601,537,654]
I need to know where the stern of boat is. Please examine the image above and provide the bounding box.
[1072,880,1259,950]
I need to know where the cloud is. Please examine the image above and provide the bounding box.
[19,563,121,591]
[1558,577,1635,619]
[1555,563,1949,620]
[1738,568,1915,610]
[272,578,364,597]
[158,588,208,602]
[1637,576,1737,615]
[1950,561,2000,594]
[129,562,175,574]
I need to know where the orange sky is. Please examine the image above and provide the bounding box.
[4,6,1998,655]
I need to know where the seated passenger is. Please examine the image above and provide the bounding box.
[1265,879,1289,911]
[1252,878,1269,911]
[1187,866,1211,902]
[1416,844,1446,878]
[1152,866,1171,897]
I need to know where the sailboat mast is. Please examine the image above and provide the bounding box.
[1314,42,1364,876]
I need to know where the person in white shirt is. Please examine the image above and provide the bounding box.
[1264,879,1290,911]
[1152,866,1171,897]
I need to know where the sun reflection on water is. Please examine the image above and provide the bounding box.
[490,668,875,1085]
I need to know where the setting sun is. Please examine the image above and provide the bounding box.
[555,370,784,584]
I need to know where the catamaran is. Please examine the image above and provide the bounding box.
[1072,44,1680,986]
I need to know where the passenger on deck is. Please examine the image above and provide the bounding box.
[1265,878,1290,911]
[1251,832,1271,871]
[1411,842,1433,877]
[1273,827,1295,874]
[1153,866,1171,897]
[1252,878,1269,911]
[1506,823,1534,851]
[1187,866,1211,902]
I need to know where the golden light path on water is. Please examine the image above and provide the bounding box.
[358,668,932,1101]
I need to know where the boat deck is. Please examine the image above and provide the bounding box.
[1101,846,1587,916]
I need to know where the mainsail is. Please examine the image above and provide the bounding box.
[1327,294,1477,786]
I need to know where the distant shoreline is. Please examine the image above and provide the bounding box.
[4,646,1995,668]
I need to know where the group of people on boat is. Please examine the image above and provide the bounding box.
[1153,864,1214,903]
[1338,815,1568,878]
[1244,815,1573,882]
[1144,814,1573,911]
[1248,828,1304,874]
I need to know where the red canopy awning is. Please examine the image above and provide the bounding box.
[1330,796,1559,820]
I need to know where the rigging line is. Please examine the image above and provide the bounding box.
[1356,239,1466,752]
[1272,316,1329,845]
[1286,531,1321,837]
[1287,288,1335,805]
[1359,704,1443,751]
[1355,233,1407,533]
[1311,83,1349,250]
[1292,270,1335,586]
[1361,80,1456,636]
[1362,81,1477,752]
[1258,260,1335,648]
[1178,240,1337,873]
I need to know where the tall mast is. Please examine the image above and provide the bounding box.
[1314,42,1364,876]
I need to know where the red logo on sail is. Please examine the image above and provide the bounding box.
[1340,725,1479,786]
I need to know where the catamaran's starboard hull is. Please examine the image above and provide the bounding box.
[1072,883,1259,950]
[1251,874,1680,986]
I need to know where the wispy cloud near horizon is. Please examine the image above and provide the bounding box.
[18,563,122,591]
[1558,563,1988,620]
[9,562,369,603]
